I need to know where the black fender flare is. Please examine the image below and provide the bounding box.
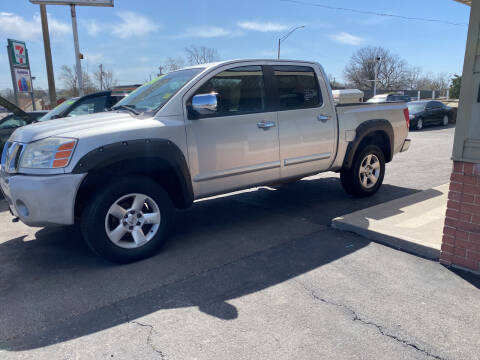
[342,119,394,169]
[72,139,194,208]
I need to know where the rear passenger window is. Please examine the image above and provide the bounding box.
[195,65,265,116]
[273,65,322,110]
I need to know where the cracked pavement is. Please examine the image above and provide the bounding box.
[1,126,479,359]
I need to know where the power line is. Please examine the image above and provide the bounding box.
[280,0,468,27]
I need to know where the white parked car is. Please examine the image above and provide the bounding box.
[332,89,364,104]
[367,93,411,103]
[1,59,411,263]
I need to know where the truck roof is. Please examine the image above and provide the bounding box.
[182,59,320,71]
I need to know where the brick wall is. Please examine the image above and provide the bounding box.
[441,161,480,273]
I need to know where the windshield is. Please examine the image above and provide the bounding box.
[0,114,13,125]
[113,68,204,114]
[408,103,426,113]
[39,98,77,122]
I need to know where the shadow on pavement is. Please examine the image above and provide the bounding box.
[0,176,419,351]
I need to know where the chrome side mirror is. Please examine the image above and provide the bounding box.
[191,93,218,118]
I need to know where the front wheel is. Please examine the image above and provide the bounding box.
[442,115,449,126]
[340,145,386,198]
[415,118,423,131]
[80,177,174,263]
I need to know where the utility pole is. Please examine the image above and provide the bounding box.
[99,63,103,90]
[373,56,380,97]
[39,4,56,108]
[70,4,83,96]
[30,76,36,110]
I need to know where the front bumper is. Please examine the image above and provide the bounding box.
[0,171,86,226]
[401,139,411,152]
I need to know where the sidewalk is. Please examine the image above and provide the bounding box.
[332,184,448,259]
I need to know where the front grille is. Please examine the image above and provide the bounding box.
[1,142,24,174]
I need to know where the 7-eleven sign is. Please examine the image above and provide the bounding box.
[8,39,29,67]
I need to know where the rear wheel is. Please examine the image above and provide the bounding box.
[80,177,174,263]
[340,145,385,198]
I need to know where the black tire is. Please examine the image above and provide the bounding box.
[442,114,449,126]
[340,145,385,198]
[414,117,423,131]
[80,177,174,264]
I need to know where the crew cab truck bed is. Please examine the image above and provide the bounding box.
[1,59,410,263]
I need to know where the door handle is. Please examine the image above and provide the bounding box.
[257,121,276,130]
[317,114,331,122]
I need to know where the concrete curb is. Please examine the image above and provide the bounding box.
[332,184,449,260]
[331,219,440,260]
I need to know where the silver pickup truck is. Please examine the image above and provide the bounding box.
[0,59,411,263]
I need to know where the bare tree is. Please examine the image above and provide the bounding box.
[404,67,422,90]
[343,46,415,90]
[0,88,16,103]
[328,73,344,89]
[184,45,219,65]
[59,65,77,97]
[94,65,117,90]
[59,65,97,97]
[162,57,186,73]
[415,72,451,91]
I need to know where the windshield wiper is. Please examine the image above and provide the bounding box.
[112,105,140,115]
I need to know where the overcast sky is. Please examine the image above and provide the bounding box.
[0,0,471,89]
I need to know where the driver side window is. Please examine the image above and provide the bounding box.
[194,65,266,117]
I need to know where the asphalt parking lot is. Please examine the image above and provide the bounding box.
[1,124,479,360]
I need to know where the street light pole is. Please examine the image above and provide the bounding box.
[277,25,305,59]
[277,38,281,60]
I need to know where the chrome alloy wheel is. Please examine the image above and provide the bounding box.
[443,115,449,126]
[104,193,161,249]
[359,154,381,189]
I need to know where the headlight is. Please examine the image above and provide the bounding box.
[19,137,77,169]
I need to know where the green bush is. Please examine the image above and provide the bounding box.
[450,74,461,99]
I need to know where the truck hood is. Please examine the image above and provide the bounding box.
[9,111,138,143]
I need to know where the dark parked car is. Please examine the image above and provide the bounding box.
[38,88,139,122]
[0,97,47,150]
[407,100,451,130]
